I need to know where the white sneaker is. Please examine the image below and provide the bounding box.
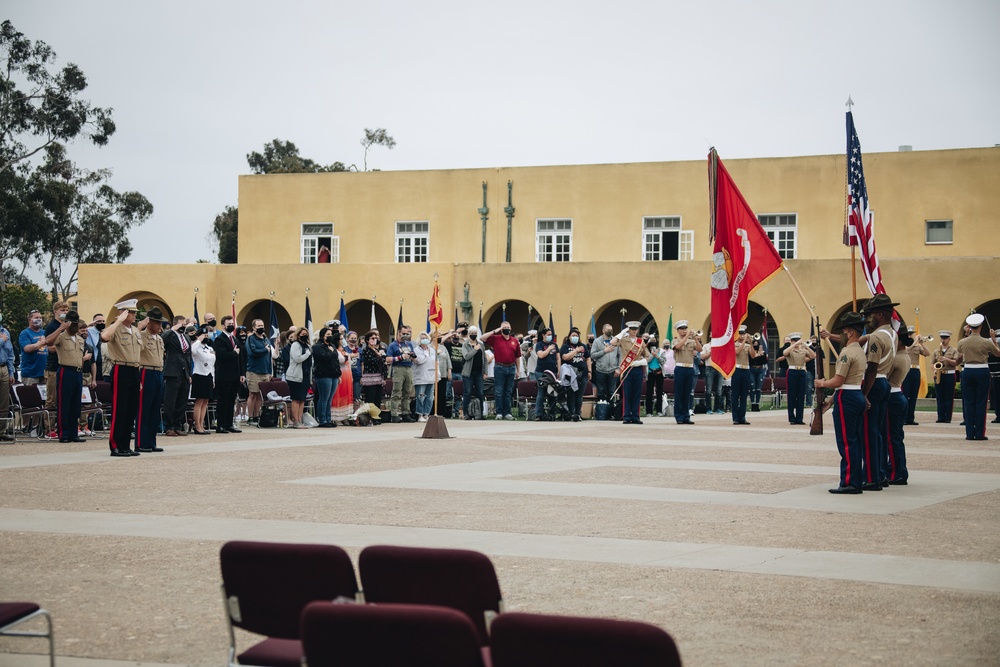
[418,416,427,423]
[504,414,514,421]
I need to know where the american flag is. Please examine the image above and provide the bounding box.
[845,111,885,296]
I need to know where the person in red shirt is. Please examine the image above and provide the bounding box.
[482,322,521,420]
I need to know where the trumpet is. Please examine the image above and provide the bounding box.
[753,333,762,341]
[693,330,703,338]
[918,335,934,343]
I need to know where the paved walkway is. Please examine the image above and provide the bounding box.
[1,410,998,666]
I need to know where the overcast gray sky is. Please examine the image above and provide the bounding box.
[8,0,1000,272]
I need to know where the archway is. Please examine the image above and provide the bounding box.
[962,299,1000,341]
[594,299,657,337]
[238,299,293,333]
[110,291,174,323]
[484,300,543,334]
[344,300,393,337]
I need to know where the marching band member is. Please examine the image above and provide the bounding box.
[731,325,752,425]
[902,326,930,425]
[955,313,1000,441]
[931,331,960,423]
[886,326,912,484]
[816,312,867,494]
[671,321,701,425]
[776,332,815,425]
[613,321,649,424]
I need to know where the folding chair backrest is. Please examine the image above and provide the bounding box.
[490,612,681,667]
[302,601,485,667]
[516,379,537,401]
[13,384,43,411]
[220,541,358,639]
[94,381,113,405]
[358,545,503,645]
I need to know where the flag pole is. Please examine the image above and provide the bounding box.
[422,272,450,439]
[845,96,858,311]
[781,265,816,321]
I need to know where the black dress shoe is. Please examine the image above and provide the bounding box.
[935,419,948,423]
[110,450,132,457]
[887,479,908,485]
[975,436,989,441]
[736,420,751,425]
[137,447,164,452]
[861,482,882,491]
[992,418,1000,423]
[129,449,141,456]
[633,419,643,425]
[829,486,862,494]
[906,421,919,426]
[216,428,229,434]
[228,427,243,434]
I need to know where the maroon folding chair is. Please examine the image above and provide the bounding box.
[358,545,504,645]
[219,541,360,667]
[301,601,486,667]
[12,383,54,440]
[490,611,682,667]
[0,602,54,667]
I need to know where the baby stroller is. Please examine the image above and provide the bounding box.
[537,370,572,421]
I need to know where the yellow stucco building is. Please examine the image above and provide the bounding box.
[79,147,999,370]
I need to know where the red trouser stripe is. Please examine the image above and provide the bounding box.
[836,390,851,485]
[137,369,145,448]
[862,411,874,483]
[57,368,65,440]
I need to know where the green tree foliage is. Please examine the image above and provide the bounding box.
[0,281,50,330]
[213,205,238,264]
[360,128,396,171]
[0,20,115,175]
[246,139,347,175]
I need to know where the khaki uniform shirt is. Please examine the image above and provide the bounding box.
[139,331,165,370]
[54,331,85,369]
[906,347,924,368]
[735,341,751,366]
[107,325,142,365]
[866,324,896,375]
[618,335,649,368]
[887,351,909,389]
[784,345,810,369]
[932,346,959,372]
[674,338,698,365]
[956,335,1000,365]
[834,342,866,386]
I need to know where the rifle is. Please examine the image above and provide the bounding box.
[809,315,828,435]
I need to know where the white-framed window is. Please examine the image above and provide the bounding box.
[642,216,694,261]
[758,213,797,259]
[395,221,429,263]
[301,223,339,263]
[536,219,572,262]
[925,219,953,244]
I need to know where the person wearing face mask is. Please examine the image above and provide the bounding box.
[412,332,437,422]
[101,299,143,456]
[203,312,219,340]
[532,327,560,420]
[19,310,48,387]
[330,331,354,425]
[285,326,313,428]
[343,331,362,411]
[559,326,592,422]
[815,311,868,494]
[590,324,621,419]
[386,325,416,423]
[461,325,488,419]
[135,307,168,452]
[482,322,521,421]
[42,301,71,421]
[190,325,216,435]
[360,330,386,423]
[211,315,246,434]
[245,319,274,426]
[644,333,665,418]
[161,315,193,436]
[311,327,342,428]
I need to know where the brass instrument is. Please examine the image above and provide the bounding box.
[933,361,944,370]
[934,360,944,385]
[693,330,703,338]
[916,335,933,343]
[753,333,761,341]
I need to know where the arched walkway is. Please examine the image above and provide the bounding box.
[484,300,542,333]
[111,291,174,322]
[594,299,657,337]
[344,300,393,336]
[238,299,293,332]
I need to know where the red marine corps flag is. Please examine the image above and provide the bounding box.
[708,149,783,378]
[428,275,444,329]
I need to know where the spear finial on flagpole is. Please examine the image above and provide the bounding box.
[845,95,854,109]
[269,291,274,299]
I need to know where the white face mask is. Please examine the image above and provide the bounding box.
[570,336,580,344]
[419,338,430,346]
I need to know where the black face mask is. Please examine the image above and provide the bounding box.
[255,327,264,335]
[469,334,478,340]
[225,324,235,333]
[207,319,217,328]
[95,322,106,331]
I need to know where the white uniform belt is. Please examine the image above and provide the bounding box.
[631,359,648,367]
[840,384,862,390]
[942,370,955,375]
[675,363,693,368]
[964,363,989,369]
[788,365,805,371]
[890,387,902,393]
[876,373,887,379]
[910,365,920,369]
[735,364,750,369]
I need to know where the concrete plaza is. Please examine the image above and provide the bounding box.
[1,409,998,666]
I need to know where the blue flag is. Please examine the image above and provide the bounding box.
[590,313,596,339]
[305,296,313,341]
[339,298,348,332]
[193,293,199,325]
